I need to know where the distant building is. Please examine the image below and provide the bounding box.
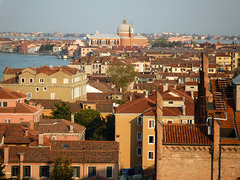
[87,18,147,48]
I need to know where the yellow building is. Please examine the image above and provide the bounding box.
[215,53,232,71]
[1,65,87,102]
[115,87,194,171]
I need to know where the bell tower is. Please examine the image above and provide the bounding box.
[129,22,134,46]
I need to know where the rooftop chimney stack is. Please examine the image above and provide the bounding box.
[71,113,74,123]
[4,146,9,165]
[182,104,186,116]
[38,134,44,146]
[25,128,28,137]
[69,125,74,133]
[191,90,194,99]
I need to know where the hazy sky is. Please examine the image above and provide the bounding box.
[0,0,240,35]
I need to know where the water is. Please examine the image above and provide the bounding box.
[0,53,71,79]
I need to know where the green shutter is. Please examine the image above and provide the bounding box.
[23,166,26,177]
[93,167,96,176]
[77,166,80,178]
[39,166,42,177]
[11,166,14,177]
[46,166,49,177]
[106,166,112,178]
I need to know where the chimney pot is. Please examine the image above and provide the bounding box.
[39,134,44,146]
[69,125,74,133]
[71,113,74,123]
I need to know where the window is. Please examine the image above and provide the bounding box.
[21,78,25,83]
[137,132,142,141]
[137,116,142,126]
[5,119,10,123]
[63,78,69,84]
[168,101,173,104]
[3,102,7,107]
[11,166,20,177]
[149,135,154,144]
[190,86,194,89]
[39,78,44,83]
[137,147,142,156]
[87,106,91,109]
[51,93,55,100]
[52,136,57,140]
[36,87,39,92]
[148,151,154,160]
[179,120,183,124]
[27,93,32,98]
[23,166,31,178]
[0,102,1,107]
[72,166,80,178]
[187,120,193,124]
[29,78,34,83]
[64,144,69,149]
[39,166,49,177]
[52,78,57,84]
[148,120,155,129]
[43,87,47,91]
[88,166,96,177]
[106,166,113,178]
[167,120,173,124]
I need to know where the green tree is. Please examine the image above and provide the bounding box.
[51,102,71,120]
[107,63,137,91]
[104,114,115,141]
[75,109,105,140]
[51,157,73,180]
[0,163,5,179]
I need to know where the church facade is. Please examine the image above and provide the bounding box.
[87,18,147,48]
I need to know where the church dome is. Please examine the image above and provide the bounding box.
[117,18,130,34]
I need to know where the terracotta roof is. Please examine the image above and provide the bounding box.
[2,66,23,75]
[0,102,40,114]
[33,119,85,134]
[185,82,198,86]
[87,93,109,101]
[82,176,111,180]
[0,86,26,99]
[116,98,155,114]
[164,124,212,145]
[0,124,38,144]
[96,103,113,113]
[88,80,115,93]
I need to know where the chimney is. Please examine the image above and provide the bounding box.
[25,128,28,137]
[182,104,186,116]
[145,90,149,98]
[71,113,74,123]
[38,134,44,146]
[69,125,74,133]
[191,90,194,99]
[19,89,23,94]
[96,79,99,82]
[19,153,24,162]
[163,84,168,92]
[30,121,34,130]
[130,94,133,101]
[202,53,209,89]
[4,146,9,165]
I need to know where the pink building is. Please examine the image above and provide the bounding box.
[0,87,43,123]
[0,124,119,180]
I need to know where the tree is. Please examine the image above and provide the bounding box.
[107,63,137,91]
[104,114,115,141]
[51,102,71,120]
[75,109,105,140]
[51,157,73,180]
[0,163,5,179]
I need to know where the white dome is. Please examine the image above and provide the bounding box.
[117,18,130,34]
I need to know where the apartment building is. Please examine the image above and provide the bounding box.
[0,87,43,123]
[1,65,87,102]
[115,85,194,170]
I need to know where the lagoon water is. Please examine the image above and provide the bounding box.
[0,53,71,79]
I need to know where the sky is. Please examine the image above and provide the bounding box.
[0,0,240,35]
